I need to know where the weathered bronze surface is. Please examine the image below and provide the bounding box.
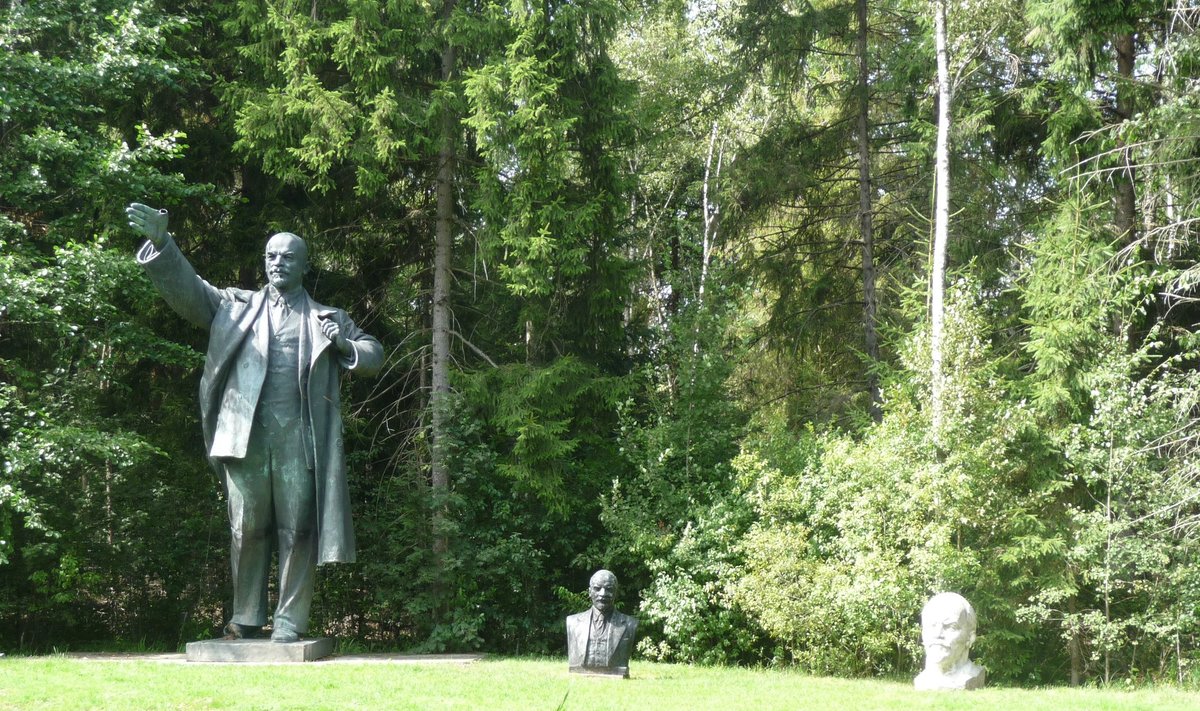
[127,203,382,642]
[566,569,638,678]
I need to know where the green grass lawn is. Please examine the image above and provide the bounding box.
[1,655,1197,710]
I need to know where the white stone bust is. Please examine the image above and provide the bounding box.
[914,592,986,690]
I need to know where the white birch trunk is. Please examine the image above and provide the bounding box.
[695,121,723,356]
[931,0,951,437]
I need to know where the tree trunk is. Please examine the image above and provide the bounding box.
[699,120,722,309]
[430,0,458,559]
[1114,30,1136,246]
[1069,596,1085,685]
[931,0,951,437]
[668,232,681,317]
[695,120,723,356]
[857,0,881,422]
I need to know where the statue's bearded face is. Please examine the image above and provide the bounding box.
[264,233,308,291]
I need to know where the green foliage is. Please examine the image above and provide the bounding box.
[1011,192,1200,681]
[0,0,212,229]
[0,0,227,649]
[460,356,629,516]
[462,0,635,365]
[636,495,766,665]
[1019,348,1200,683]
[1024,0,1162,82]
[1020,199,1124,419]
[1,240,217,648]
[734,281,1063,680]
[602,298,764,664]
[735,407,932,674]
[224,0,428,195]
[381,360,629,654]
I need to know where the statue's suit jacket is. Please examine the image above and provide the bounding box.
[138,236,383,564]
[566,609,638,668]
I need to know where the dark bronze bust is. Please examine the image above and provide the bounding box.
[566,569,638,677]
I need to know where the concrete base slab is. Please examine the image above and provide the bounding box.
[185,637,334,663]
[569,664,629,678]
[61,650,484,665]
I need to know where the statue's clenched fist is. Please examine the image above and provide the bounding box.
[318,311,350,354]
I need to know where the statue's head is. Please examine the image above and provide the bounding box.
[588,570,618,615]
[921,592,977,674]
[264,232,309,291]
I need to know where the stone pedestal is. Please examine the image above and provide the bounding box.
[185,638,334,663]
[569,665,629,679]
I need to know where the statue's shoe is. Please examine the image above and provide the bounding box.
[222,622,261,640]
[271,627,301,643]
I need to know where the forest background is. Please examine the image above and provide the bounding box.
[4,0,1200,688]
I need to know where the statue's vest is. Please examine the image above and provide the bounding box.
[255,307,314,469]
[260,310,302,425]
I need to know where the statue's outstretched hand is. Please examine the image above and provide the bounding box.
[126,202,169,248]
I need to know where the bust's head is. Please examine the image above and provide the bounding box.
[588,570,618,615]
[921,592,977,674]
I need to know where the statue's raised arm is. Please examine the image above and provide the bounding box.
[127,201,224,329]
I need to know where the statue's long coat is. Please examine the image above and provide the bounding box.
[138,237,383,563]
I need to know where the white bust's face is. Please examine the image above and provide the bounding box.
[922,598,975,673]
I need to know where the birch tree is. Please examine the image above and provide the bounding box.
[930,0,951,436]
